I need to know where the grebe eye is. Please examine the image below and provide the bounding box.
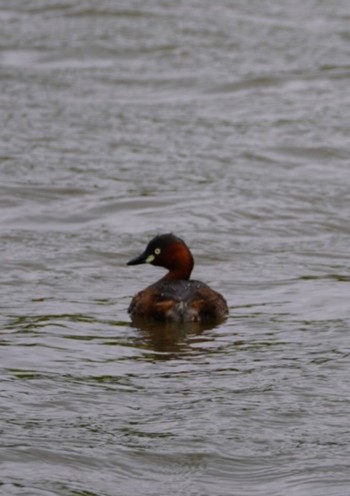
[154,248,161,255]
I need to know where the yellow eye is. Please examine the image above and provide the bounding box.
[154,248,161,255]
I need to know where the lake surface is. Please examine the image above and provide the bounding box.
[1,1,350,495]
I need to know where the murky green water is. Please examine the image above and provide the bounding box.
[1,1,350,495]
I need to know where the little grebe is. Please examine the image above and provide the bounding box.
[127,233,228,323]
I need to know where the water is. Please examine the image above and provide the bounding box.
[1,1,350,495]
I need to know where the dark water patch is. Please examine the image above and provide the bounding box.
[5,313,98,332]
[299,273,350,282]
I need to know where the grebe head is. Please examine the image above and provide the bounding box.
[127,233,194,280]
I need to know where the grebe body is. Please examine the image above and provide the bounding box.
[127,234,228,323]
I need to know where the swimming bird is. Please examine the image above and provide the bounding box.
[127,233,228,323]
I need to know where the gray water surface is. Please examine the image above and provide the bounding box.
[1,1,350,495]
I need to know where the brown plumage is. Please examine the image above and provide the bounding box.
[127,233,228,323]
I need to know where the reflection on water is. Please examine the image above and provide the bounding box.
[130,318,220,357]
[1,0,350,495]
